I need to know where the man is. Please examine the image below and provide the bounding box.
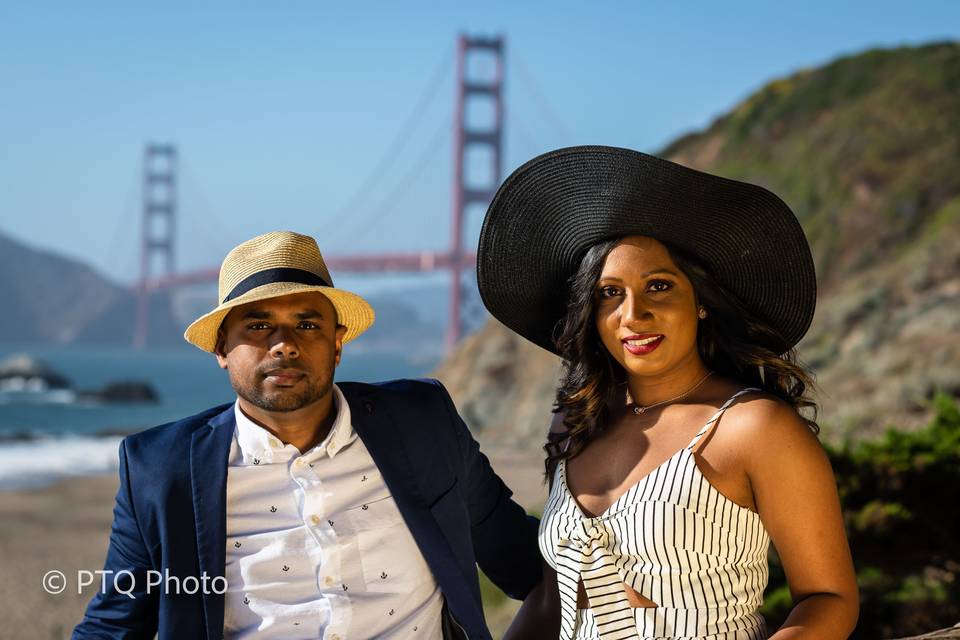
[73,231,542,639]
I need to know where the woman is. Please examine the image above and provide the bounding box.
[479,147,859,639]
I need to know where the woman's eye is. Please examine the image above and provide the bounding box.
[598,286,621,298]
[648,280,673,293]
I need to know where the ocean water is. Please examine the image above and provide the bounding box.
[0,344,439,489]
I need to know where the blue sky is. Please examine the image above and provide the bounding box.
[1,1,957,291]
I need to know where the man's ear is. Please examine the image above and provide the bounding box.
[214,327,229,369]
[334,324,347,366]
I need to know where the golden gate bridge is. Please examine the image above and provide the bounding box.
[133,35,511,352]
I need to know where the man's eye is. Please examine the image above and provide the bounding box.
[248,323,270,330]
[298,322,320,329]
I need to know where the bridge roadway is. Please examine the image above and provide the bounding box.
[137,251,478,291]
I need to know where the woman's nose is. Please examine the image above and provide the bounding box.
[621,292,653,324]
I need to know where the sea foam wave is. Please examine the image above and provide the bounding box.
[0,434,123,490]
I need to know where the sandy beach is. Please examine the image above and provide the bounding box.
[0,474,118,639]
[0,446,545,639]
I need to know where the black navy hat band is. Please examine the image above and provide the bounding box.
[222,268,331,303]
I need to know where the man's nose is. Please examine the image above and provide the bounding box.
[269,326,300,358]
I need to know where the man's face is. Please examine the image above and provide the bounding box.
[214,291,346,413]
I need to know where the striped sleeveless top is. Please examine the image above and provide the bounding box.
[538,388,769,640]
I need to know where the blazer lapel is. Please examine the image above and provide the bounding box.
[190,404,236,640]
[342,385,427,507]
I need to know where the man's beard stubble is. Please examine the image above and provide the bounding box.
[229,367,334,413]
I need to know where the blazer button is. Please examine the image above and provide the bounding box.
[364,401,373,415]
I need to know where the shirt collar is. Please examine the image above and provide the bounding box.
[233,383,356,464]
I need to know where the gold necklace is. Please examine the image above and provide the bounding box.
[631,371,713,415]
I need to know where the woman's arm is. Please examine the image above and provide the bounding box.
[741,398,860,639]
[503,559,562,640]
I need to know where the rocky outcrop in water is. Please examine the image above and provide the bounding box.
[0,354,71,391]
[0,353,158,404]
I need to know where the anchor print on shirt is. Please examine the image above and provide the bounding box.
[270,505,277,513]
[234,541,241,548]
[252,458,260,465]
[282,565,290,572]
[243,596,249,605]
[361,474,368,482]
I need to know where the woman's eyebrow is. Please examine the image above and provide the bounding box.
[642,268,680,278]
[598,268,679,282]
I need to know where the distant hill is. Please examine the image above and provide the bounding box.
[436,41,960,448]
[349,288,449,357]
[0,231,183,346]
[0,229,457,352]
[661,41,960,291]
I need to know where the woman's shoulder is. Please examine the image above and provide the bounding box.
[717,385,809,431]
[710,383,824,467]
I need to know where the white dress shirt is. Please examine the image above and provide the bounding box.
[223,384,444,639]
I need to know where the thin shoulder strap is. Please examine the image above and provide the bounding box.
[686,387,762,450]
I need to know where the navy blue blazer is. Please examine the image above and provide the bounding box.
[73,378,542,639]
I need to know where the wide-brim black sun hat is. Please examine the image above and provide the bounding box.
[477,145,816,355]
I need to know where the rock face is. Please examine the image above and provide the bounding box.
[434,320,561,451]
[435,41,960,451]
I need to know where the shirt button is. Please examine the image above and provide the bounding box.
[311,514,321,525]
[324,576,335,587]
[295,458,306,467]
[331,635,341,640]
[270,438,281,449]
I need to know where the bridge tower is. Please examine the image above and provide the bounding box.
[447,34,505,350]
[133,144,177,348]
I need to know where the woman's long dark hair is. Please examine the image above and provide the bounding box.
[544,236,820,480]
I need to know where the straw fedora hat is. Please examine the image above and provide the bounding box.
[183,231,375,352]
[477,145,816,356]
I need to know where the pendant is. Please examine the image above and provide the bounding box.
[634,406,646,415]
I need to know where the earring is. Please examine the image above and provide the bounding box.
[698,306,708,319]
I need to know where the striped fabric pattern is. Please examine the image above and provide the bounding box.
[538,388,770,640]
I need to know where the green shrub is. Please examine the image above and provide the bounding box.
[763,392,960,638]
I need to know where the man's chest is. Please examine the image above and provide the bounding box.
[222,437,443,638]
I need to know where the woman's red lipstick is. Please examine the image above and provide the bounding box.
[622,333,664,355]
